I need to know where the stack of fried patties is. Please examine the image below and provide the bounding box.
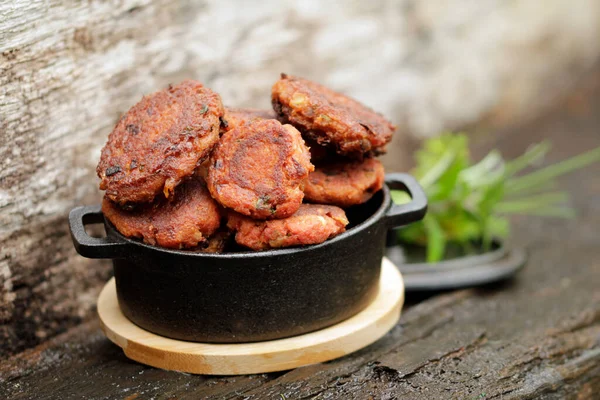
[98,75,395,252]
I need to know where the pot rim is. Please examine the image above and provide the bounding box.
[70,173,427,260]
[104,185,392,259]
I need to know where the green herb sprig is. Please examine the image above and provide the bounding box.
[392,133,600,262]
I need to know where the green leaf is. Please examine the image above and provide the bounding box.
[413,133,469,179]
[464,174,505,217]
[413,133,470,202]
[504,141,551,176]
[441,211,482,243]
[497,206,576,218]
[396,221,427,245]
[482,215,510,250]
[503,180,557,198]
[418,151,456,189]
[460,150,504,188]
[506,146,600,194]
[496,192,570,213]
[423,216,446,262]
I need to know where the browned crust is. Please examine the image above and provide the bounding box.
[97,80,224,205]
[222,107,277,130]
[195,230,233,253]
[304,158,385,207]
[271,74,395,159]
[206,119,314,219]
[102,178,222,249]
[304,137,339,163]
[227,204,348,250]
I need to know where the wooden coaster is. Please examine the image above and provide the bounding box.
[98,257,404,375]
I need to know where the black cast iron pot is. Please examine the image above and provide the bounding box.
[69,173,427,343]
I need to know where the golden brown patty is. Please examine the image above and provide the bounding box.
[272,74,395,159]
[196,230,232,253]
[305,138,338,163]
[97,80,224,205]
[102,178,222,249]
[304,158,385,207]
[206,118,313,219]
[222,107,277,130]
[227,204,348,250]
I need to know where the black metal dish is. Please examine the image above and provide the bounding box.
[385,240,527,291]
[69,173,427,343]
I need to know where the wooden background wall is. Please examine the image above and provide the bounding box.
[1,0,599,357]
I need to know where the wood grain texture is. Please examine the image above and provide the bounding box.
[1,72,599,399]
[1,0,600,357]
[97,259,403,375]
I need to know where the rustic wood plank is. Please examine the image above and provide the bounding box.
[1,80,599,399]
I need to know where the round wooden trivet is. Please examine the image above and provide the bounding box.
[97,257,404,375]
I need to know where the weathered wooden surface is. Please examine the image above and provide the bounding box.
[1,72,599,399]
[2,0,600,358]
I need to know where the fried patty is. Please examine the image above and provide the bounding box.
[196,230,232,253]
[206,118,313,219]
[272,74,395,158]
[222,107,277,130]
[97,80,224,205]
[304,158,385,207]
[305,138,337,163]
[227,204,348,250]
[102,178,222,249]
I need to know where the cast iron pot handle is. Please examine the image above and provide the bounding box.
[385,173,428,228]
[69,205,130,259]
